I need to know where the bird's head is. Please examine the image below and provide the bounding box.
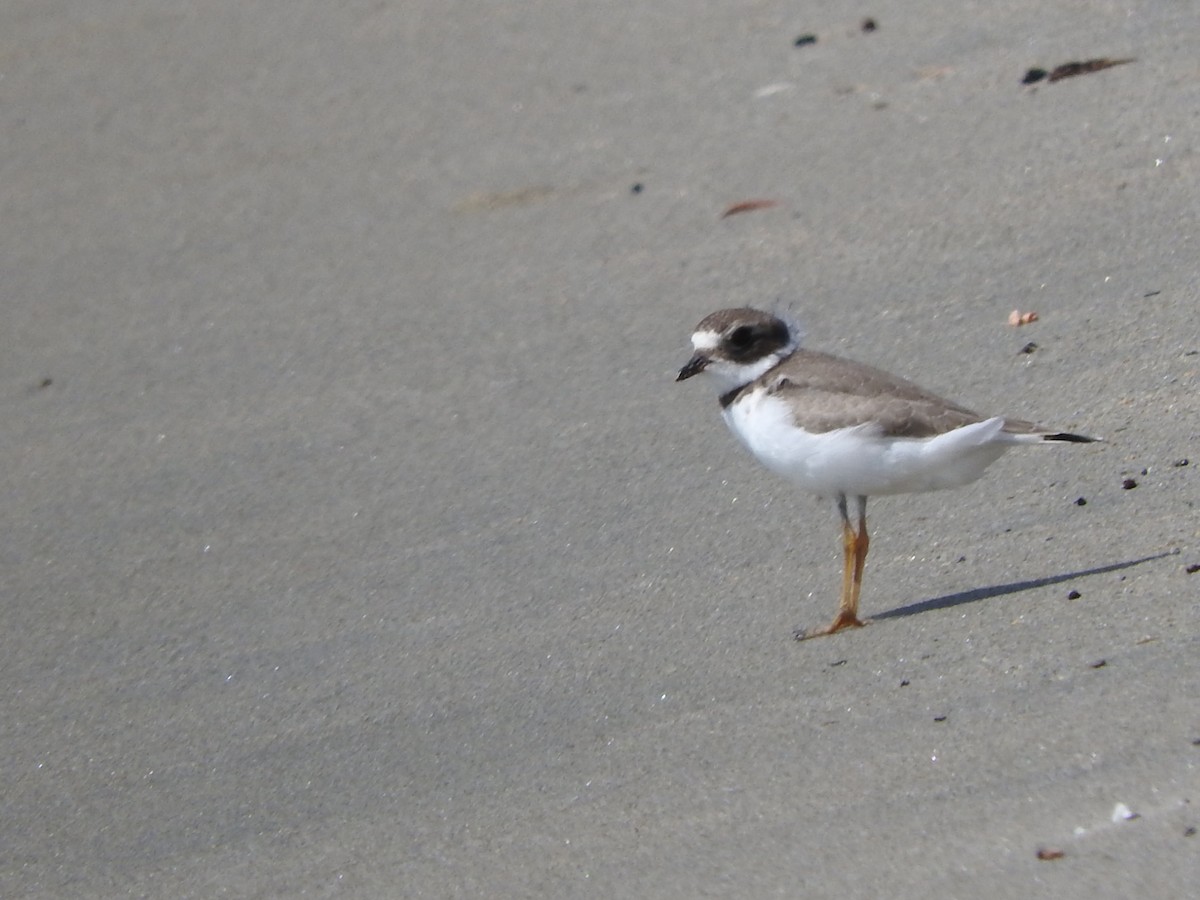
[676,307,799,395]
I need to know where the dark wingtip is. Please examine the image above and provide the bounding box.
[1043,432,1099,443]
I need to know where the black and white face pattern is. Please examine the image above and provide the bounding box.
[676,308,797,394]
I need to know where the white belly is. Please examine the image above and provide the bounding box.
[721,392,1013,497]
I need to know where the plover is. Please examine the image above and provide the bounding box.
[677,307,1096,638]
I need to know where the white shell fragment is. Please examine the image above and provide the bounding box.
[1111,802,1140,823]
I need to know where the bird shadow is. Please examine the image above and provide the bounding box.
[873,550,1176,621]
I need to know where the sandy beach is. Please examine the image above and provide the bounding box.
[3,1,1198,896]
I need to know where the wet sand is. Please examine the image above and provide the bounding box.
[3,2,1198,896]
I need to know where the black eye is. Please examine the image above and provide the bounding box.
[728,326,753,348]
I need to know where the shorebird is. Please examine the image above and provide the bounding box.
[677,307,1096,638]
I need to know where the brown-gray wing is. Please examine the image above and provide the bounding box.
[764,350,985,437]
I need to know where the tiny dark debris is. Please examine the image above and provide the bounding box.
[1024,58,1134,86]
[1173,458,1189,467]
[956,555,966,563]
[630,182,643,194]
[1074,497,1087,506]
[794,34,817,48]
[1068,590,1082,600]
[1144,290,1161,298]
[830,658,847,667]
[721,199,780,218]
[39,377,53,389]
[1019,341,1039,354]
[1122,478,1138,490]
[861,18,877,33]
[1047,58,1135,83]
[1192,738,1200,746]
[933,715,947,722]
[900,679,910,687]
[1090,659,1106,669]
[1037,847,1065,861]
[1185,826,1197,838]
[1186,564,1200,575]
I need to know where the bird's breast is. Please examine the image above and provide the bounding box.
[721,392,825,480]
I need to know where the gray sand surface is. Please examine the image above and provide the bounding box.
[3,1,1198,897]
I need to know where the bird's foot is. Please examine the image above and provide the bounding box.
[793,612,869,641]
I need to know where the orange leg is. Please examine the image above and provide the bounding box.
[797,496,870,640]
[849,507,869,616]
